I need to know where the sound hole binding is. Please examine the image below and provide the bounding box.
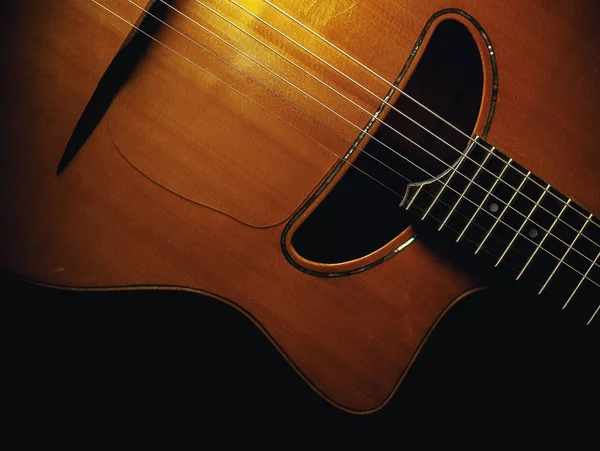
[283,9,498,277]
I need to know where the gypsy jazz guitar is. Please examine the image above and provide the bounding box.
[1,0,598,413]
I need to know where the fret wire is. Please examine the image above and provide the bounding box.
[475,169,531,254]
[538,213,593,294]
[438,146,494,231]
[264,1,600,238]
[456,158,513,243]
[588,305,599,326]
[517,201,571,280]
[563,249,600,309]
[421,155,467,220]
[495,183,550,267]
[405,185,424,210]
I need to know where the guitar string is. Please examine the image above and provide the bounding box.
[224,0,600,248]
[150,0,600,272]
[124,1,414,187]
[91,0,600,290]
[262,0,600,233]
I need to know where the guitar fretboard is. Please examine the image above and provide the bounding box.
[403,136,599,325]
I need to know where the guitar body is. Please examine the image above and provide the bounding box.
[1,0,598,413]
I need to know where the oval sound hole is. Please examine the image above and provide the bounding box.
[291,19,485,264]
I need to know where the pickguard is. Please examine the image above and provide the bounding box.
[106,0,387,228]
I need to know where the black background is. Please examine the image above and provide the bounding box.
[5,272,597,437]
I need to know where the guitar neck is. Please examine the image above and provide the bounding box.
[403,136,600,325]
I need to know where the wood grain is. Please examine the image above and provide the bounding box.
[0,0,598,412]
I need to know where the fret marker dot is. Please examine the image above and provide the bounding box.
[528,228,538,239]
[489,202,499,213]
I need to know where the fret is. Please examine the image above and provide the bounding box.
[475,170,531,254]
[495,183,550,267]
[545,205,600,321]
[540,226,600,323]
[421,154,467,220]
[589,306,599,326]
[569,206,600,263]
[457,157,513,243]
[538,212,592,294]
[582,259,600,324]
[516,199,571,280]
[438,147,494,231]
[404,184,423,210]
[541,203,597,269]
[564,250,600,308]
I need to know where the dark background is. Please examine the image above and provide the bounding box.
[5,272,597,436]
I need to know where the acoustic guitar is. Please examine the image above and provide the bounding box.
[1,0,598,415]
